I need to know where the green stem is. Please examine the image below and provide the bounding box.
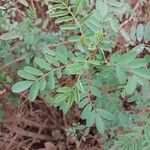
[36,65,66,82]
[62,2,84,36]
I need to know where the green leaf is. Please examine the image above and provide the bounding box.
[18,0,29,7]
[12,81,33,93]
[73,87,80,104]
[96,109,114,120]
[72,57,87,63]
[88,60,100,66]
[121,29,130,41]
[57,87,72,93]
[17,70,36,80]
[96,0,108,18]
[81,104,92,119]
[60,24,78,30]
[130,26,136,41]
[51,4,66,10]
[65,63,83,75]
[55,93,68,103]
[34,57,50,71]
[131,68,150,79]
[56,45,68,64]
[119,51,137,65]
[24,66,43,76]
[86,16,100,32]
[73,0,83,15]
[38,78,46,91]
[76,80,85,93]
[49,11,68,17]
[55,16,73,24]
[0,6,6,10]
[64,97,74,114]
[56,68,62,79]
[145,55,150,63]
[56,51,68,64]
[107,0,122,7]
[95,114,105,134]
[47,71,55,90]
[29,82,39,101]
[110,53,121,63]
[128,59,147,69]
[68,35,81,42]
[90,86,102,98]
[86,110,96,127]
[144,21,150,41]
[0,31,22,40]
[144,127,150,142]
[45,55,60,67]
[78,99,88,108]
[110,18,120,32]
[48,0,61,3]
[136,24,144,42]
[116,66,126,84]
[126,75,138,95]
[80,11,95,26]
[137,76,149,87]
[131,44,145,54]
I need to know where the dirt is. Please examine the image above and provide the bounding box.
[0,97,103,150]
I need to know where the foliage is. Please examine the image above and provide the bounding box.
[66,122,90,140]
[111,125,150,150]
[0,0,150,149]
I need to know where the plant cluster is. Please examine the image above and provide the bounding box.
[0,0,150,149]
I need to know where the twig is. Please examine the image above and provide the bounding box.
[28,117,49,148]
[6,134,18,150]
[34,0,45,18]
[30,0,35,10]
[62,2,84,36]
[0,54,31,71]
[0,40,69,71]
[5,125,51,141]
[47,40,69,48]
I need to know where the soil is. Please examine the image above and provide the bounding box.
[0,97,103,150]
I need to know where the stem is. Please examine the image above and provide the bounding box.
[109,62,150,80]
[0,54,31,71]
[47,40,69,48]
[36,65,66,82]
[0,40,69,71]
[62,2,84,36]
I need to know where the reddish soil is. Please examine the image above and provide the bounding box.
[0,0,150,150]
